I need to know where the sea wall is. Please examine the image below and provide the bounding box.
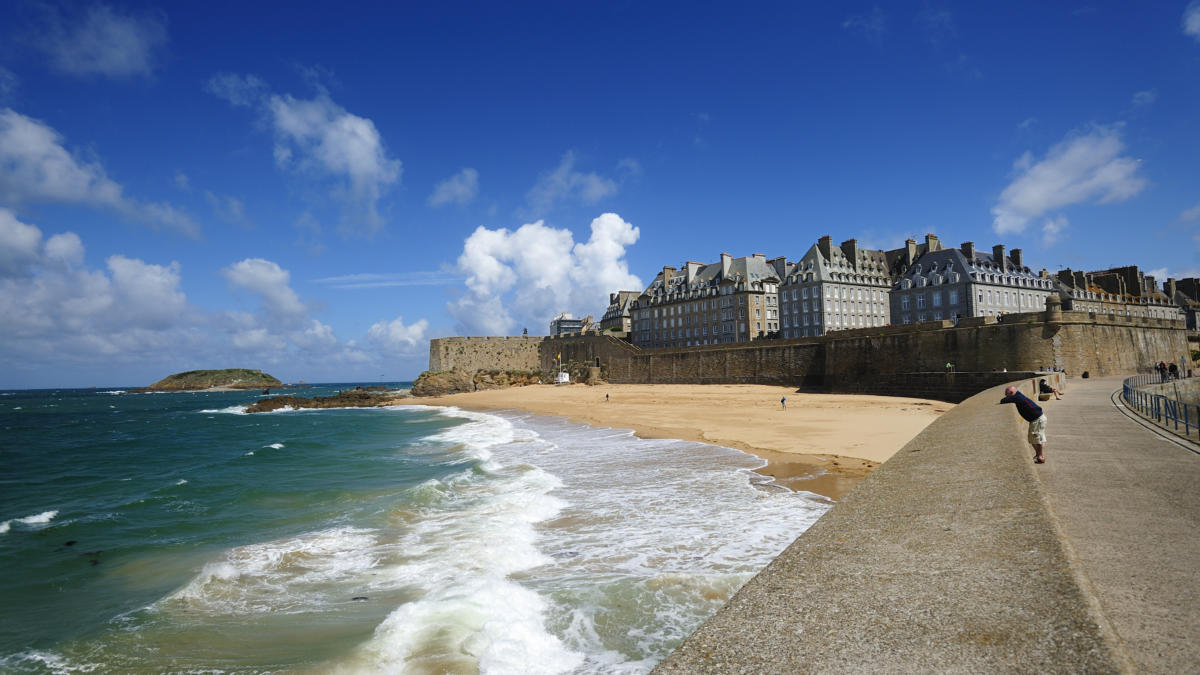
[652,379,1124,672]
[427,311,1187,401]
[426,336,542,373]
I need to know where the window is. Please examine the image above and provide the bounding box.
[916,295,926,309]
[802,287,809,299]
[932,292,941,307]
[901,295,910,310]
[949,290,958,305]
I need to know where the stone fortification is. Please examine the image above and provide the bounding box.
[427,336,542,373]
[426,309,1189,401]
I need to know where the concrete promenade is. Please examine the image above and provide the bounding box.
[1039,376,1200,672]
[655,375,1198,673]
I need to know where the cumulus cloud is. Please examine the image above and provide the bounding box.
[221,258,307,322]
[1185,2,1200,41]
[448,213,642,335]
[0,108,199,237]
[525,152,620,216]
[367,316,430,356]
[208,74,401,233]
[991,125,1145,236]
[40,4,167,79]
[1041,215,1068,247]
[428,168,479,207]
[0,209,195,365]
[0,211,424,386]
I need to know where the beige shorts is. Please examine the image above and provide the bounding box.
[1027,415,1047,445]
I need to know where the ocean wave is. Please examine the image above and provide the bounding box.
[265,442,285,449]
[165,527,382,615]
[197,405,248,415]
[1,510,60,534]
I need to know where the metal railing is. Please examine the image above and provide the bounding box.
[1122,374,1198,439]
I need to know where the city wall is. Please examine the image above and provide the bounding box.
[427,336,542,373]
[428,310,1188,402]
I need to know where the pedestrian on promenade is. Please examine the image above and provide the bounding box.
[1001,385,1047,464]
[1038,378,1063,400]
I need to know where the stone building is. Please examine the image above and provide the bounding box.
[630,253,786,348]
[1166,278,1200,330]
[779,236,904,338]
[890,240,1054,324]
[600,291,639,333]
[549,312,589,336]
[1054,267,1183,322]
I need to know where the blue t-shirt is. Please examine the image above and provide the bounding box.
[1000,391,1043,422]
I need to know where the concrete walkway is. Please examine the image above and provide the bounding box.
[1037,376,1200,673]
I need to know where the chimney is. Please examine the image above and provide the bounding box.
[992,244,1006,273]
[720,252,732,277]
[840,238,859,267]
[962,241,975,260]
[686,261,702,283]
[662,265,676,284]
[925,233,941,252]
[1166,278,1177,299]
[818,236,833,262]
[609,292,618,304]
[768,255,788,280]
[1010,248,1023,269]
[905,238,917,266]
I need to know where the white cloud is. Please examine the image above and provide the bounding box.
[367,316,430,356]
[843,6,886,41]
[428,168,479,207]
[205,192,248,226]
[314,271,461,289]
[1041,215,1068,247]
[448,213,642,335]
[0,67,16,99]
[991,125,1146,236]
[0,214,426,385]
[525,152,620,215]
[1131,89,1157,108]
[208,74,401,233]
[0,108,199,237]
[205,73,267,107]
[41,4,167,79]
[267,92,400,231]
[1179,201,1200,222]
[221,258,307,322]
[0,208,44,276]
[1185,2,1200,41]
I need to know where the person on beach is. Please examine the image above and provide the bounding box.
[605,393,609,402]
[1038,378,1062,400]
[1001,385,1047,464]
[780,396,787,409]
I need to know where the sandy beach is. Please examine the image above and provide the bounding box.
[411,384,952,499]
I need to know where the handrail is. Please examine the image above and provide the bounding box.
[1122,374,1198,439]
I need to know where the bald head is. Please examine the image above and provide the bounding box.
[1004,386,1017,396]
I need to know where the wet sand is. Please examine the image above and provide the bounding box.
[410,384,952,500]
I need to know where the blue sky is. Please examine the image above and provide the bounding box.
[1,1,1198,388]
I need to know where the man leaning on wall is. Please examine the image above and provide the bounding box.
[1001,385,1047,464]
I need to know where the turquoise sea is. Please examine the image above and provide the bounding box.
[0,384,830,673]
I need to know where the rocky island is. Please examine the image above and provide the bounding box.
[133,369,284,392]
[245,387,408,413]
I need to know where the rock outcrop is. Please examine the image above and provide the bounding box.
[410,368,543,397]
[410,369,478,397]
[245,388,407,413]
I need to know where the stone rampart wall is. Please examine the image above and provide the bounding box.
[428,311,1188,401]
[427,336,542,373]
